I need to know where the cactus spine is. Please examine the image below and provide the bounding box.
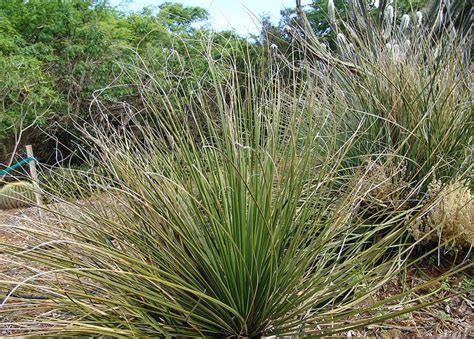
[0,181,35,210]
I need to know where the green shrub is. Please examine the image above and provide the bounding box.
[0,55,61,137]
[39,164,105,202]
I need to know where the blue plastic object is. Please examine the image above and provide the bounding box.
[0,157,37,176]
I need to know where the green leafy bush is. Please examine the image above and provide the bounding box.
[0,55,60,137]
[0,0,216,156]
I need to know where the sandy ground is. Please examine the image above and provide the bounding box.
[0,207,43,243]
[0,204,473,337]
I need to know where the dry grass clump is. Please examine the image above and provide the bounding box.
[411,180,473,247]
[352,158,410,213]
[294,0,472,192]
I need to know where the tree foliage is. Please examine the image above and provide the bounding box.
[0,0,235,161]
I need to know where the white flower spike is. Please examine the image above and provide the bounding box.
[328,0,336,25]
[416,11,423,27]
[399,14,410,33]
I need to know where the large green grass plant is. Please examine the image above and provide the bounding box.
[293,0,472,189]
[1,37,471,337]
[335,36,471,187]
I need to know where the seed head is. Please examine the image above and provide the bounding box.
[383,5,394,39]
[416,11,423,27]
[385,5,394,25]
[399,14,410,34]
[328,0,336,25]
[337,33,347,46]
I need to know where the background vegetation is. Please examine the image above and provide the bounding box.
[2,0,449,164]
[0,0,246,164]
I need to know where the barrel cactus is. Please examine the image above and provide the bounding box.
[0,181,35,210]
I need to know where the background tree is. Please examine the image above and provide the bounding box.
[0,0,229,165]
